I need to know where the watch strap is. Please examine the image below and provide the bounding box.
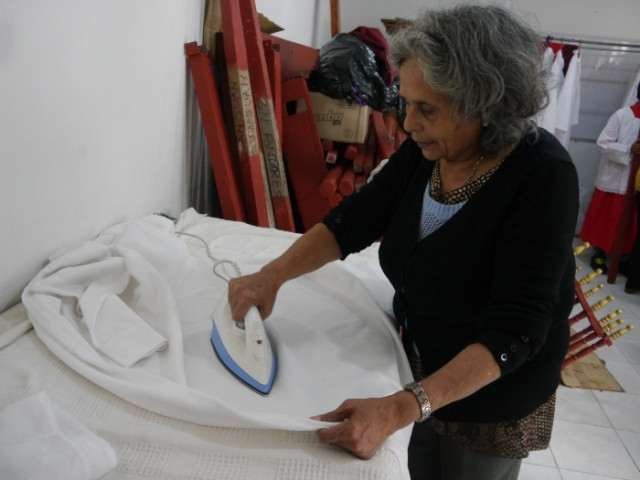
[403,381,432,423]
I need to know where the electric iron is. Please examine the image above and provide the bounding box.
[210,296,277,395]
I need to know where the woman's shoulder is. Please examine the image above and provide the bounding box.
[512,128,575,168]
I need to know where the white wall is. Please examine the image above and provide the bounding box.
[0,0,205,313]
[336,0,640,46]
[255,0,320,47]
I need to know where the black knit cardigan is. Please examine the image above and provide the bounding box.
[323,129,579,422]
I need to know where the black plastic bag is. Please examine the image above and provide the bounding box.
[308,33,398,112]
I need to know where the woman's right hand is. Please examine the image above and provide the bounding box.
[227,268,281,322]
[227,223,343,323]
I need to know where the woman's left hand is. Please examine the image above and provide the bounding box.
[313,391,418,459]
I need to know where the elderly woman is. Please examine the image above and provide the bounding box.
[229,4,579,479]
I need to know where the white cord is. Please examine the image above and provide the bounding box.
[175,230,241,283]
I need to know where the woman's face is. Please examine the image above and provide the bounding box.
[399,58,483,163]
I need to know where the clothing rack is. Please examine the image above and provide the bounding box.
[545,35,640,53]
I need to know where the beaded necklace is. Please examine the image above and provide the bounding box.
[430,156,504,204]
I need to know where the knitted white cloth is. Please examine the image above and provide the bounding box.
[0,391,117,480]
[15,209,412,479]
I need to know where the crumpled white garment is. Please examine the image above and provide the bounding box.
[0,391,117,480]
[28,241,169,367]
[21,210,413,460]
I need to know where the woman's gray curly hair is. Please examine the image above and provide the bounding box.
[390,4,548,155]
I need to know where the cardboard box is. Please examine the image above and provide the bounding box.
[306,92,371,143]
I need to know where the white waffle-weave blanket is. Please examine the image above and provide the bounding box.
[8,208,412,479]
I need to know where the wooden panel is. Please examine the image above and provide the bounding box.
[263,39,283,147]
[184,42,245,222]
[330,0,341,37]
[281,78,330,231]
[363,121,377,175]
[239,0,295,231]
[319,164,344,198]
[338,164,356,196]
[371,110,396,161]
[261,33,319,81]
[220,0,274,228]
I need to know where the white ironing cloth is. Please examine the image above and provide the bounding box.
[0,391,117,480]
[19,209,413,478]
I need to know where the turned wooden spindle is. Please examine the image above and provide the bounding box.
[608,324,634,340]
[562,238,633,369]
[598,309,623,326]
[583,284,604,298]
[564,337,610,366]
[569,296,615,325]
[563,241,635,370]
[575,283,604,305]
[564,318,633,368]
[568,331,599,351]
[573,242,590,256]
[601,318,625,333]
[578,269,603,285]
[591,295,615,312]
[569,326,596,345]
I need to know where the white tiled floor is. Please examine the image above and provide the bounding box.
[520,244,640,480]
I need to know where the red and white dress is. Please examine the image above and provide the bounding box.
[580,103,640,253]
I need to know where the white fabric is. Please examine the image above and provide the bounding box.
[555,49,581,148]
[0,391,117,480]
[621,63,640,108]
[0,328,404,480]
[20,209,412,477]
[0,302,32,349]
[30,241,169,367]
[536,47,561,134]
[594,106,640,194]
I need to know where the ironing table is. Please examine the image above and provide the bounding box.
[0,209,413,480]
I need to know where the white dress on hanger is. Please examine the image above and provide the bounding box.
[555,49,581,148]
[537,47,563,134]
